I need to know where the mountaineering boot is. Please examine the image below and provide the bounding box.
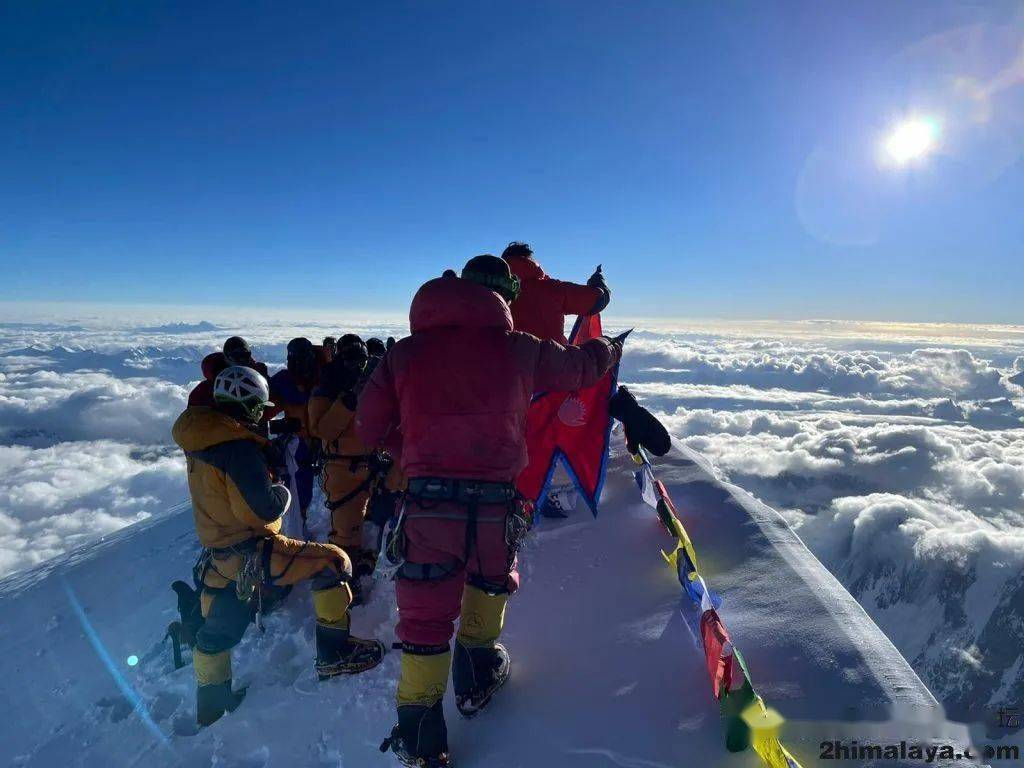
[314,622,385,679]
[194,649,245,726]
[311,581,384,678]
[380,701,452,767]
[453,584,509,717]
[452,641,510,718]
[196,681,246,727]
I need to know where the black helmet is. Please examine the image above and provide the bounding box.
[366,337,386,358]
[461,254,521,303]
[338,334,368,370]
[286,337,316,377]
[223,336,253,366]
[501,241,533,260]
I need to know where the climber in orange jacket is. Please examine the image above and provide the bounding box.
[172,365,384,727]
[309,335,404,604]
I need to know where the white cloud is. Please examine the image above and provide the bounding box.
[0,369,188,446]
[0,441,184,576]
[621,337,1022,402]
[0,342,196,576]
[663,410,1024,520]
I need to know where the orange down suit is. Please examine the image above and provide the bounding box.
[308,393,404,553]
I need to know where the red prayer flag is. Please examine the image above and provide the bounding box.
[700,607,735,699]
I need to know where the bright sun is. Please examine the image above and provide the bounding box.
[883,118,940,166]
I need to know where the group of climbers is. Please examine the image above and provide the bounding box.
[310,334,404,603]
[173,244,617,766]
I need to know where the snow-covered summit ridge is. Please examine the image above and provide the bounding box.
[1,435,983,767]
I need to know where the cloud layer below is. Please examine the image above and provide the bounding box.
[618,330,1024,715]
[0,313,1021,714]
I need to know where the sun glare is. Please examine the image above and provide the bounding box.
[883,118,940,166]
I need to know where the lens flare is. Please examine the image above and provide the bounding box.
[63,581,168,747]
[883,118,940,166]
[127,654,139,667]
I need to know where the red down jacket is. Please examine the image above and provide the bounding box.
[504,254,603,343]
[355,274,619,482]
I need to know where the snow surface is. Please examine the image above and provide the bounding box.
[0,436,991,767]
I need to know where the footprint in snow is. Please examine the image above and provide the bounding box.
[148,690,183,722]
[170,712,200,737]
[95,695,133,723]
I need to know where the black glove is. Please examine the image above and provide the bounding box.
[262,441,287,478]
[587,264,608,292]
[319,358,360,401]
[338,364,362,394]
[587,265,611,313]
[367,488,402,529]
[315,376,341,402]
[609,384,671,456]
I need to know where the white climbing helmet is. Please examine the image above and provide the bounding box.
[213,365,272,420]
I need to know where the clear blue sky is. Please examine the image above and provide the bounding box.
[1,1,1021,322]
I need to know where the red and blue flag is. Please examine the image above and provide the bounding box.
[515,313,618,515]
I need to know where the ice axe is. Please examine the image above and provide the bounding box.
[166,621,185,670]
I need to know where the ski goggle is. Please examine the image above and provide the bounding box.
[460,270,521,303]
[224,350,252,366]
[287,351,315,374]
[213,394,266,423]
[340,352,368,371]
[338,340,369,369]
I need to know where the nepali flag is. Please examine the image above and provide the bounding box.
[515,313,618,515]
